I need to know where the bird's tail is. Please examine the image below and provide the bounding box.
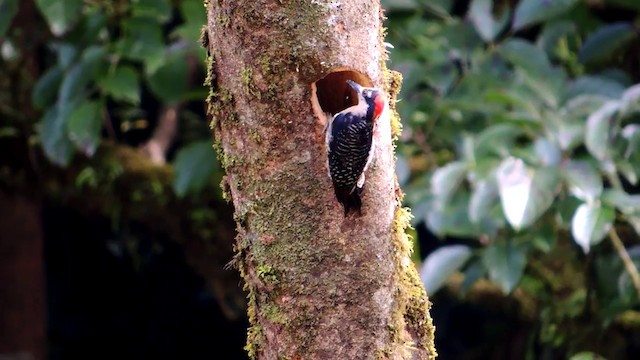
[335,186,363,217]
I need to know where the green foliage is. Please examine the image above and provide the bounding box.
[579,22,636,66]
[569,352,606,360]
[0,0,18,38]
[98,66,141,105]
[147,55,190,104]
[14,0,215,195]
[387,0,640,355]
[39,103,76,166]
[483,241,528,293]
[468,0,509,42]
[32,66,64,109]
[35,0,83,36]
[571,202,615,253]
[67,100,104,157]
[420,244,472,293]
[513,0,579,30]
[173,140,217,198]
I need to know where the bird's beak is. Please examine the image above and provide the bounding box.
[346,80,363,94]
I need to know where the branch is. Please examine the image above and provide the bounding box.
[138,46,201,165]
[609,227,640,300]
[139,105,179,164]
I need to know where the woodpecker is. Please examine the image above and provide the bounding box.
[326,80,386,216]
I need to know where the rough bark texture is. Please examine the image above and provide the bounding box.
[204,1,435,358]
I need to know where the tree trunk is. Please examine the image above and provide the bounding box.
[203,1,436,358]
[0,3,48,358]
[0,192,47,360]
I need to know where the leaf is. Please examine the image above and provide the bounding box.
[74,167,99,191]
[131,0,172,22]
[430,161,467,205]
[59,68,87,104]
[67,100,103,157]
[39,103,77,167]
[147,54,189,104]
[601,189,640,214]
[426,62,459,94]
[58,46,107,103]
[468,0,510,42]
[585,100,619,161]
[622,124,640,159]
[32,65,63,109]
[556,195,582,228]
[564,75,625,101]
[116,18,165,73]
[496,158,558,230]
[81,45,108,73]
[173,0,208,41]
[483,241,527,293]
[537,21,576,57]
[569,352,606,360]
[542,113,584,151]
[600,68,632,86]
[35,0,83,36]
[620,84,640,117]
[98,66,140,104]
[513,0,578,31]
[519,67,566,109]
[79,9,107,44]
[497,40,565,108]
[426,193,496,238]
[617,160,639,186]
[469,179,498,223]
[423,0,453,18]
[56,43,78,70]
[173,23,205,43]
[532,224,556,252]
[474,124,521,158]
[420,245,473,294]
[181,0,207,24]
[438,20,484,57]
[173,141,217,197]
[0,0,18,38]
[562,94,609,117]
[533,138,561,166]
[499,39,552,75]
[552,94,609,149]
[460,260,486,295]
[562,160,603,202]
[579,22,636,65]
[571,203,614,253]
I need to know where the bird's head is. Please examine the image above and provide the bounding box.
[346,80,386,121]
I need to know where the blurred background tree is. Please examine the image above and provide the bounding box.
[0,0,246,359]
[1,0,640,359]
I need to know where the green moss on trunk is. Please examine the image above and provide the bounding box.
[205,1,436,358]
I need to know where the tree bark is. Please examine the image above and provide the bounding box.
[0,192,46,360]
[204,1,436,359]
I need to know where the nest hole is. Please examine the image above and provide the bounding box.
[311,69,372,119]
